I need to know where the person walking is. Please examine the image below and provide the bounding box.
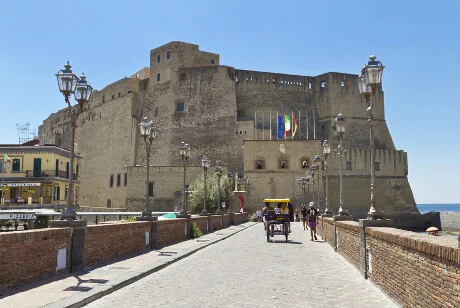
[307,202,318,241]
[256,209,262,222]
[300,205,308,230]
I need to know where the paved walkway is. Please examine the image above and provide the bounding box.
[0,222,398,308]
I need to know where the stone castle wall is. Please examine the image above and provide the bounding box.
[38,41,417,220]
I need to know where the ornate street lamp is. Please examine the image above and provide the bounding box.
[138,117,157,219]
[297,176,307,207]
[334,113,349,216]
[306,171,312,204]
[215,165,223,214]
[309,164,317,207]
[236,176,250,212]
[55,62,92,222]
[322,140,332,215]
[313,154,321,209]
[179,142,191,216]
[227,172,234,213]
[201,156,211,215]
[358,56,385,220]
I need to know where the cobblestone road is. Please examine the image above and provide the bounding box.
[85,222,398,308]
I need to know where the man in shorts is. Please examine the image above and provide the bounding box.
[301,205,308,230]
[306,202,318,241]
[262,202,275,237]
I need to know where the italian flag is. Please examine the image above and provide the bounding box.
[284,115,291,137]
[3,154,9,162]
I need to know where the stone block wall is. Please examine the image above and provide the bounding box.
[323,217,335,247]
[234,213,242,224]
[156,219,187,247]
[0,228,71,291]
[365,227,459,308]
[336,221,360,270]
[84,222,151,265]
[242,212,248,223]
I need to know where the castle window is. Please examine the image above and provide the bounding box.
[321,81,326,88]
[124,173,127,186]
[279,160,288,169]
[180,73,186,81]
[116,173,121,186]
[167,50,171,59]
[155,107,159,116]
[176,102,184,112]
[341,81,345,87]
[346,161,352,170]
[157,73,160,82]
[302,160,309,169]
[308,82,312,89]
[112,95,115,100]
[148,182,154,196]
[109,174,114,187]
[157,55,160,63]
[255,160,265,170]
[118,92,121,97]
[375,162,380,171]
[102,95,105,104]
[128,91,132,94]
[211,59,215,64]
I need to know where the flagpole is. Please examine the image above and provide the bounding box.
[269,111,272,140]
[313,109,316,139]
[254,111,257,140]
[306,109,309,140]
[292,111,294,140]
[262,112,265,140]
[276,111,278,139]
[284,111,286,140]
[298,110,301,140]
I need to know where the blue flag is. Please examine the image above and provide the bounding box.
[277,116,283,139]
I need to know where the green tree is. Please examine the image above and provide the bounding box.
[188,172,235,214]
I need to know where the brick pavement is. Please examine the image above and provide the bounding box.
[84,222,399,308]
[0,223,254,308]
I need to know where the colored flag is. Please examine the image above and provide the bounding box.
[277,116,283,139]
[292,114,298,138]
[3,154,9,162]
[284,115,291,136]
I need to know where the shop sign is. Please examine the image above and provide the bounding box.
[0,213,37,220]
[7,183,41,187]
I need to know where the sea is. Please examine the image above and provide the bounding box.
[417,204,460,214]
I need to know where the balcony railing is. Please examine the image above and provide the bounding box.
[25,170,78,180]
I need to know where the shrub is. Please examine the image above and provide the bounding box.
[248,213,257,222]
[122,216,136,223]
[191,222,203,238]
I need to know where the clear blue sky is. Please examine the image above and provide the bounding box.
[1,1,459,204]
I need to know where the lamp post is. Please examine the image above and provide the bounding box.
[306,171,311,204]
[227,172,233,213]
[334,113,349,216]
[201,156,210,215]
[55,62,93,221]
[358,56,385,220]
[215,165,223,214]
[309,164,317,206]
[313,154,321,209]
[236,176,250,212]
[322,140,332,215]
[138,117,157,219]
[297,176,307,206]
[179,142,191,216]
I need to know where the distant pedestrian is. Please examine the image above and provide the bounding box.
[307,202,318,241]
[294,207,300,222]
[301,205,308,230]
[256,209,262,222]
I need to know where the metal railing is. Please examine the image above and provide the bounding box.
[25,170,78,180]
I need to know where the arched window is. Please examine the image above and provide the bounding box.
[321,81,327,88]
[254,159,265,170]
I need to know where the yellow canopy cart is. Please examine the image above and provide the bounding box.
[263,198,290,242]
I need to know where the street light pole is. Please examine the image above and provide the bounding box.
[309,164,317,206]
[55,62,92,221]
[139,117,157,219]
[322,140,332,215]
[313,154,321,209]
[334,113,349,216]
[201,156,210,215]
[297,176,307,207]
[227,172,233,213]
[179,142,191,216]
[215,165,222,214]
[358,56,385,220]
[306,171,311,204]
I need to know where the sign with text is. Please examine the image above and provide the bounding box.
[0,213,37,220]
[7,183,41,187]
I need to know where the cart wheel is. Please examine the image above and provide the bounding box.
[266,227,270,242]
